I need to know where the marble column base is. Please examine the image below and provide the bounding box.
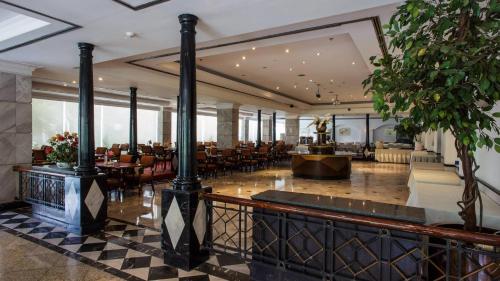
[64,173,107,235]
[161,186,211,270]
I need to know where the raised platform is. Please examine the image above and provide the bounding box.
[291,153,352,179]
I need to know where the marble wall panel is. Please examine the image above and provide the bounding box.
[285,118,300,145]
[0,73,16,102]
[0,133,16,164]
[16,75,32,103]
[0,165,15,202]
[0,102,16,132]
[16,103,32,133]
[216,107,239,149]
[16,133,32,164]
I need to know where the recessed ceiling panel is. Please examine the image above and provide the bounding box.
[112,0,170,11]
[0,1,80,53]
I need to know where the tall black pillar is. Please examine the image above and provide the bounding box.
[128,87,138,160]
[272,112,277,147]
[161,14,210,271]
[257,109,262,148]
[75,43,96,175]
[365,114,370,147]
[331,114,336,142]
[68,42,107,235]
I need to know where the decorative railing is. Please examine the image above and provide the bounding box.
[204,193,500,281]
[19,169,65,210]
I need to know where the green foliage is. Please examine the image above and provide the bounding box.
[363,0,500,155]
[394,119,424,141]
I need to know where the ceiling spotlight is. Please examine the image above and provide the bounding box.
[293,85,297,88]
[309,79,313,82]
[316,52,320,56]
[302,60,306,64]
[125,31,137,39]
[285,49,290,53]
[98,77,103,81]
[242,56,246,60]
[276,86,280,90]
[306,87,309,90]
[330,79,334,83]
[352,61,356,65]
[72,80,76,84]
[289,67,293,71]
[235,63,240,67]
[251,46,256,51]
[63,83,68,87]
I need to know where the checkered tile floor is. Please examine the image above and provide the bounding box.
[0,210,250,281]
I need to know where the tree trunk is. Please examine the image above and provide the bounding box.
[459,145,478,232]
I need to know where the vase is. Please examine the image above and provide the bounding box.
[316,124,327,133]
[56,162,74,169]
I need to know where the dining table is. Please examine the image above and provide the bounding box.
[96,161,141,189]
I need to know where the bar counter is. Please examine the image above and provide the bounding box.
[291,153,352,179]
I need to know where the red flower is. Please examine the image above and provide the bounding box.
[44,146,53,155]
[57,135,65,141]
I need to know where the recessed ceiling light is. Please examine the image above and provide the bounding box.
[293,85,297,88]
[276,86,280,90]
[285,49,290,53]
[309,79,313,82]
[242,56,246,60]
[125,31,137,39]
[235,63,240,67]
[72,80,76,84]
[306,87,309,90]
[63,83,68,87]
[330,79,333,83]
[316,52,320,56]
[98,77,103,81]
[352,61,356,65]
[289,67,293,71]
[252,46,256,51]
[302,60,306,64]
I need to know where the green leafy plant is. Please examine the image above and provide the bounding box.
[47,132,78,164]
[363,0,499,231]
[394,120,424,143]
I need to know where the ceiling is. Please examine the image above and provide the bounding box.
[0,0,402,116]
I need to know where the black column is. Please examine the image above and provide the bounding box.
[272,112,277,147]
[331,114,336,142]
[75,43,96,175]
[257,109,262,148]
[365,114,370,147]
[162,14,210,271]
[128,87,138,160]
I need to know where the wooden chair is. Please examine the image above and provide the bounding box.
[109,147,121,160]
[221,149,237,175]
[141,145,153,155]
[120,143,129,151]
[111,144,120,148]
[153,146,168,170]
[196,151,217,178]
[119,154,134,163]
[127,155,156,195]
[241,149,258,172]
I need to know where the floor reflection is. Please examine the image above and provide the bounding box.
[107,161,410,229]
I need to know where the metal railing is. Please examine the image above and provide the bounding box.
[204,193,500,281]
[19,169,65,210]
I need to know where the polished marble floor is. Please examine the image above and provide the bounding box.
[0,210,248,281]
[108,161,410,230]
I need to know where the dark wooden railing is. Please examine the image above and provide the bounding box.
[203,193,500,281]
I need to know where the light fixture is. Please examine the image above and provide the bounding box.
[285,49,290,53]
[315,84,321,99]
[306,87,309,90]
[332,94,341,106]
[63,83,68,87]
[309,79,313,82]
[125,31,137,39]
[302,60,306,64]
[316,52,320,56]
[98,77,103,81]
[352,61,356,65]
[330,79,333,83]
[293,85,297,88]
[289,67,293,71]
[242,56,246,60]
[72,80,76,84]
[276,86,280,90]
[235,63,240,67]
[251,46,256,51]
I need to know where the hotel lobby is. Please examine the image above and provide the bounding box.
[0,0,499,280]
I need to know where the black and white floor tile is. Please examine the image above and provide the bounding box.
[0,210,250,281]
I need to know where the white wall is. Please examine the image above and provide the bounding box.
[475,102,500,192]
[333,116,397,143]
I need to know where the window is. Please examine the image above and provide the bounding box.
[32,98,159,148]
[276,119,285,140]
[248,120,258,142]
[170,112,217,144]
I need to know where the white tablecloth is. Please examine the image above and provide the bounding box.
[375,148,412,164]
[406,169,500,229]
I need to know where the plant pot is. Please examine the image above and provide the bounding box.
[56,162,75,169]
[428,224,499,281]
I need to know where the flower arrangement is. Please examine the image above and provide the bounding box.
[308,116,330,133]
[47,132,78,168]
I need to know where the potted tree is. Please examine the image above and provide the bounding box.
[363,0,499,232]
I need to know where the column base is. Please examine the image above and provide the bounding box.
[161,185,211,271]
